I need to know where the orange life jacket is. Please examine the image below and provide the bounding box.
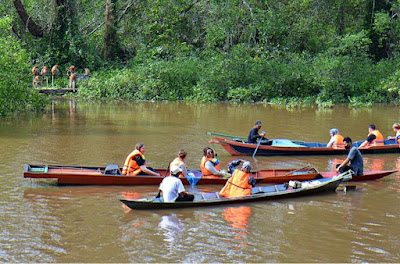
[369,130,384,146]
[219,170,252,198]
[332,134,345,149]
[200,157,221,176]
[122,149,145,176]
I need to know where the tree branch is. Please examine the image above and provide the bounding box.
[13,0,44,37]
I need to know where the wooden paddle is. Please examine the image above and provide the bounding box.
[252,132,265,158]
[252,139,261,159]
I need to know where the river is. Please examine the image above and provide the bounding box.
[1,100,400,262]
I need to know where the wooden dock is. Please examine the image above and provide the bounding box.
[36,88,77,94]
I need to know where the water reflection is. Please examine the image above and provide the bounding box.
[364,157,385,171]
[121,191,141,214]
[158,214,185,250]
[222,206,252,246]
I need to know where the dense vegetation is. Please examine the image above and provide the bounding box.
[2,0,400,115]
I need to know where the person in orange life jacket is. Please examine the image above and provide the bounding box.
[122,142,161,176]
[158,172,194,202]
[169,149,188,177]
[387,123,400,144]
[220,160,255,198]
[248,120,266,144]
[200,147,229,177]
[326,128,345,148]
[359,124,384,148]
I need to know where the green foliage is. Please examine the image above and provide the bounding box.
[0,16,47,116]
[4,0,400,107]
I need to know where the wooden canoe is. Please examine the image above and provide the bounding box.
[23,164,321,185]
[207,132,400,156]
[23,164,397,186]
[120,172,351,210]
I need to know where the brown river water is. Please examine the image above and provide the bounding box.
[1,100,400,263]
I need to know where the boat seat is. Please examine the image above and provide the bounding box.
[251,186,276,194]
[276,184,287,192]
[104,164,122,175]
[193,194,203,201]
[201,192,220,201]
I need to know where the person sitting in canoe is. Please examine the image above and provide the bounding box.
[336,137,363,176]
[220,160,255,198]
[200,147,230,178]
[169,149,188,178]
[158,173,194,202]
[248,120,267,144]
[387,123,400,144]
[326,128,344,148]
[359,124,384,148]
[122,142,161,176]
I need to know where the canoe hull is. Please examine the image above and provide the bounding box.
[23,164,397,185]
[120,175,346,210]
[211,136,400,156]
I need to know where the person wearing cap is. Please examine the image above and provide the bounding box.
[248,120,266,144]
[200,147,230,178]
[387,123,400,144]
[336,137,363,176]
[220,160,255,198]
[359,124,384,148]
[169,149,188,177]
[326,128,345,148]
[158,171,194,202]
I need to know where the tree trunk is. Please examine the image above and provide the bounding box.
[13,0,44,37]
[104,0,119,60]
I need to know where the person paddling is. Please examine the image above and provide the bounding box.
[122,142,161,176]
[248,120,266,144]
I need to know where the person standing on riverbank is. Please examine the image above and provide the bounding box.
[122,142,161,176]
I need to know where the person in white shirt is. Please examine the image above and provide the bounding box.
[158,149,194,202]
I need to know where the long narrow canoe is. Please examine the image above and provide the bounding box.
[23,164,397,185]
[207,132,400,156]
[120,172,351,210]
